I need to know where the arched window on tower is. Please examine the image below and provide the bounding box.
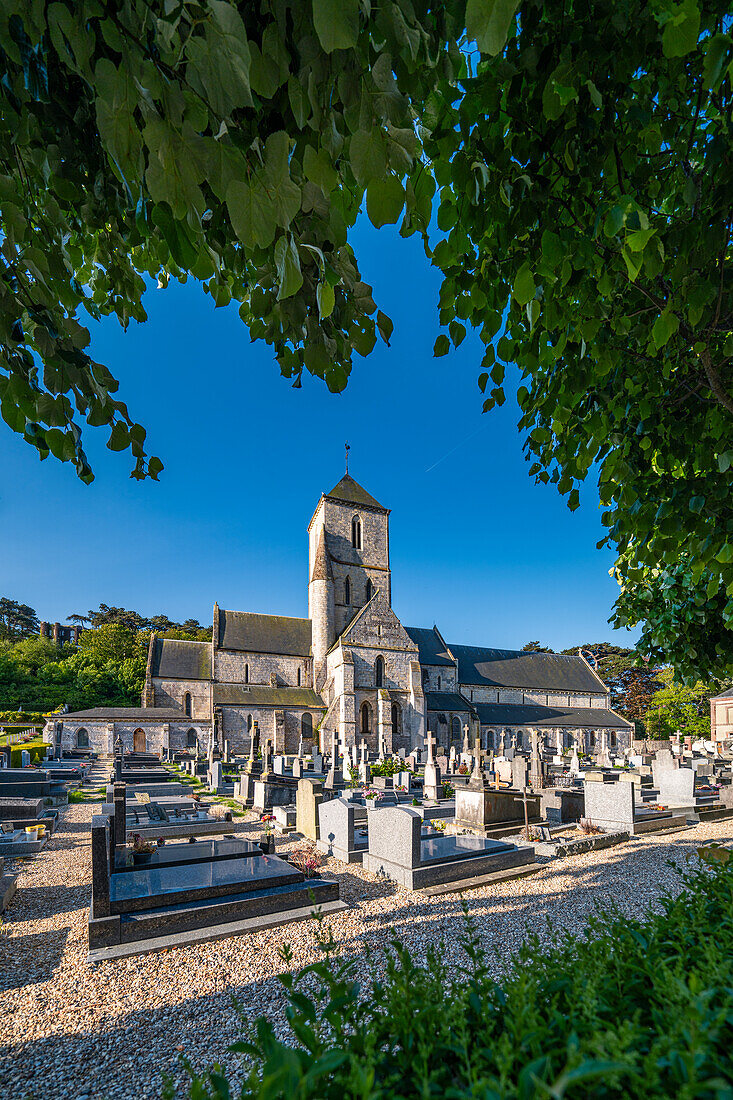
[437,674,442,691]
[365,578,373,601]
[184,692,192,718]
[375,655,385,688]
[297,666,302,686]
[344,577,351,604]
[351,516,362,550]
[301,712,313,741]
[360,702,371,735]
[244,663,249,684]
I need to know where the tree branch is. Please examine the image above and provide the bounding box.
[701,349,733,416]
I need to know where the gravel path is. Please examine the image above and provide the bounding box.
[0,799,730,1100]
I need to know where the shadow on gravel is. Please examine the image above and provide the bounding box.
[0,926,70,991]
[8,882,89,919]
[335,869,398,902]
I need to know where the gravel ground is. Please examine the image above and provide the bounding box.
[0,795,730,1100]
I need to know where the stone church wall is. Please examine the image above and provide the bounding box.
[153,678,211,719]
[214,650,310,687]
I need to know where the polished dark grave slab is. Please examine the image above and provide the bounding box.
[90,808,345,960]
[110,853,303,913]
[420,834,513,867]
[114,837,260,873]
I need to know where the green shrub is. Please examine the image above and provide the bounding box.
[10,739,48,767]
[184,860,733,1100]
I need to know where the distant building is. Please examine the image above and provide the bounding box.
[711,686,733,743]
[45,471,632,757]
[39,622,82,646]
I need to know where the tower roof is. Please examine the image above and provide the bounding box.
[310,527,332,582]
[324,473,387,512]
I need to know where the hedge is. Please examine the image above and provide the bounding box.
[183,858,733,1100]
[10,739,49,767]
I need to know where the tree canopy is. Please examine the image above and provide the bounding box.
[1,0,731,681]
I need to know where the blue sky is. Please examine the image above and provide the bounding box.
[1,217,638,652]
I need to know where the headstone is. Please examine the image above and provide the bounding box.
[20,750,30,767]
[423,732,443,801]
[296,778,324,841]
[324,732,344,791]
[317,797,369,862]
[511,755,529,791]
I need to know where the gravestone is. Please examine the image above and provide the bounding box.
[296,778,324,842]
[423,732,443,801]
[363,806,534,890]
[317,797,369,862]
[511,755,528,791]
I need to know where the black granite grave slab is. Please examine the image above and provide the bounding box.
[420,835,516,867]
[110,853,304,913]
[113,837,260,873]
[117,876,341,941]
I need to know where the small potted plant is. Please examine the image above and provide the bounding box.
[128,832,156,863]
[24,824,39,841]
[259,814,276,854]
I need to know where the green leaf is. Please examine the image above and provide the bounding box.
[185,1,252,115]
[718,451,733,474]
[350,130,387,187]
[662,1,701,59]
[377,311,393,345]
[312,0,359,53]
[316,281,335,320]
[703,34,731,91]
[465,0,519,56]
[652,311,680,348]
[274,236,303,300]
[433,334,450,357]
[226,179,277,249]
[303,146,337,194]
[513,263,536,306]
[366,175,405,227]
[625,228,655,252]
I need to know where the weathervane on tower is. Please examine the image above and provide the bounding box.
[345,440,350,474]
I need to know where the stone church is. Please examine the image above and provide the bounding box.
[46,472,632,757]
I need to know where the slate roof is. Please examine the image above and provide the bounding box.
[449,645,607,693]
[425,691,475,713]
[405,626,455,667]
[60,707,205,721]
[472,702,632,729]
[213,685,324,708]
[151,638,211,680]
[310,528,332,582]
[324,474,387,512]
[218,610,312,656]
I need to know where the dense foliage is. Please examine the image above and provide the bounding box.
[425,0,733,681]
[644,668,714,740]
[183,858,733,1100]
[0,626,146,712]
[0,0,457,482]
[0,596,39,640]
[1,1,731,681]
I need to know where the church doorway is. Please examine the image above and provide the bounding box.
[133,728,146,753]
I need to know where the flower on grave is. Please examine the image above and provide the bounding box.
[128,832,156,854]
[362,787,383,801]
[395,785,407,792]
[261,813,276,834]
[458,764,469,775]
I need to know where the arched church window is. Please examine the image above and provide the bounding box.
[244,663,249,684]
[437,675,442,691]
[186,728,197,748]
[366,578,373,601]
[184,692,192,718]
[344,577,351,604]
[451,716,461,741]
[297,666,302,686]
[375,655,385,688]
[360,702,371,734]
[391,702,401,734]
[301,712,313,740]
[351,516,362,550]
[76,728,89,749]
[247,714,253,732]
